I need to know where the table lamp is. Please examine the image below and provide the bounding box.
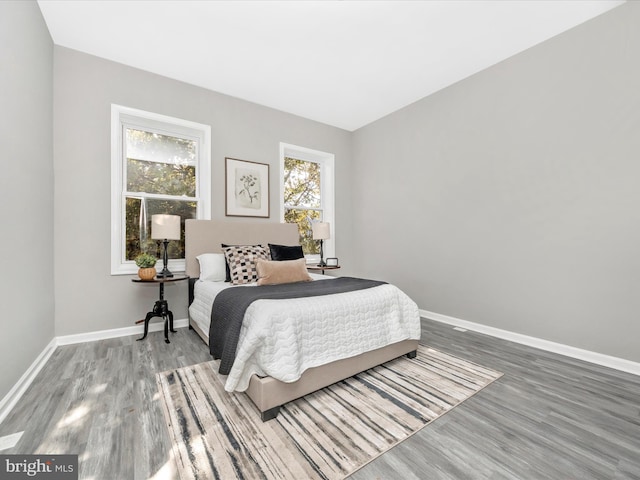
[312,222,330,267]
[151,214,181,278]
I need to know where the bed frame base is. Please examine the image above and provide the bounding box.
[260,406,281,422]
[189,320,208,343]
[245,338,420,421]
[187,320,419,422]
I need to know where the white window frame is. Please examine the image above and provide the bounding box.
[111,105,211,275]
[279,142,335,262]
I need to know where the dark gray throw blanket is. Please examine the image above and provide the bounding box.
[209,277,386,375]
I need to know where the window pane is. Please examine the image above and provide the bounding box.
[284,157,320,208]
[126,128,196,196]
[285,208,321,254]
[125,197,196,261]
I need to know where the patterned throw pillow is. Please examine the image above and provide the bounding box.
[222,245,270,285]
[222,243,269,282]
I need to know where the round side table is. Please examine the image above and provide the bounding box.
[132,274,189,344]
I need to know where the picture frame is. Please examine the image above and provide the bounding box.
[326,257,339,267]
[225,157,270,218]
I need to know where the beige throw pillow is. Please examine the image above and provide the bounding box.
[256,258,312,286]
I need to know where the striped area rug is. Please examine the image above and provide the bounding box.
[157,346,502,480]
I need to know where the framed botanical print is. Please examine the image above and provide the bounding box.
[225,157,270,218]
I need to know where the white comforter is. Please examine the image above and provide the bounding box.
[189,277,421,392]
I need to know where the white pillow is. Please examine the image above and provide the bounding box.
[196,253,227,282]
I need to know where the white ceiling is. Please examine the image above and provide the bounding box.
[38,0,624,131]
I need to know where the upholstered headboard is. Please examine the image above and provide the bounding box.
[185,219,299,278]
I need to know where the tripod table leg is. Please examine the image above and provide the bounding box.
[137,311,156,341]
[168,310,176,333]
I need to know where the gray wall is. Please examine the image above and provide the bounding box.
[53,47,353,336]
[352,2,639,362]
[0,2,54,400]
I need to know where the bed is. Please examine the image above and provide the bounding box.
[185,219,421,420]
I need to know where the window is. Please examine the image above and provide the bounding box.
[280,143,334,260]
[111,105,211,275]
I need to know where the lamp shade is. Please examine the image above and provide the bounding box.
[151,214,181,240]
[312,222,330,240]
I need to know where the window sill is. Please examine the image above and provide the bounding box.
[111,259,186,276]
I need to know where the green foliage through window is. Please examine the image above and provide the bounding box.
[284,157,322,254]
[124,128,198,260]
[125,198,196,261]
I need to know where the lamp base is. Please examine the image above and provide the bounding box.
[156,268,174,278]
[157,239,173,278]
[317,239,326,268]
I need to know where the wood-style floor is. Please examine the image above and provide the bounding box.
[1,319,639,479]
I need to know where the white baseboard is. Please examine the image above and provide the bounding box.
[56,318,189,346]
[0,338,57,426]
[0,318,189,426]
[421,309,640,377]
